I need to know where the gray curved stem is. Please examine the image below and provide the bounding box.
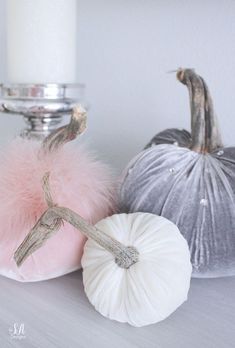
[14,206,139,270]
[42,105,87,154]
[14,174,139,270]
[177,69,223,153]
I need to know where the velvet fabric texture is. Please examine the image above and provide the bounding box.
[119,143,235,278]
[0,138,115,282]
[82,212,192,327]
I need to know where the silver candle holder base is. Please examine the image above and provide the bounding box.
[0,83,86,139]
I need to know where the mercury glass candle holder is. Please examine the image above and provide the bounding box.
[0,83,86,139]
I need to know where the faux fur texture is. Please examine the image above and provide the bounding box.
[0,138,115,282]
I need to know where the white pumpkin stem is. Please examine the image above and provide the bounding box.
[42,105,87,154]
[14,174,139,270]
[177,69,223,153]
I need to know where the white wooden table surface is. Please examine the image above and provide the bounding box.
[0,271,234,348]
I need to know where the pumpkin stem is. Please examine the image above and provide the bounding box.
[177,69,223,153]
[41,105,87,155]
[14,174,139,270]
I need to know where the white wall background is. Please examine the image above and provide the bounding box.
[1,0,235,172]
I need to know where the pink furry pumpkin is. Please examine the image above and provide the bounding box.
[0,107,115,281]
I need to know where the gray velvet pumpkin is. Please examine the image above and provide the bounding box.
[119,68,235,278]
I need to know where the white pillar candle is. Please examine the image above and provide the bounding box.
[6,0,77,84]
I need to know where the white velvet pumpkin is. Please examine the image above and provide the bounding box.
[81,212,192,327]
